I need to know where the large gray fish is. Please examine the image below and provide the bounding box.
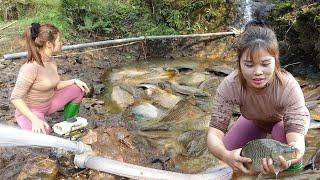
[241,139,298,174]
[168,81,211,97]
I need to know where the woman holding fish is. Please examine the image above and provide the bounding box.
[207,23,310,175]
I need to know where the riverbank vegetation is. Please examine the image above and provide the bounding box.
[0,0,319,69]
[267,0,320,69]
[0,0,236,39]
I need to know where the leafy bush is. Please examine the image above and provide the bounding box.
[0,0,35,21]
[0,0,70,37]
[267,1,320,68]
[134,0,235,33]
[61,0,175,38]
[1,0,235,39]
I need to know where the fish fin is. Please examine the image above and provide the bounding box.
[273,164,280,178]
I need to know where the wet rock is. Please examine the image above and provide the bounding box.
[82,130,98,144]
[137,97,206,131]
[205,65,234,76]
[85,170,117,179]
[110,69,149,83]
[92,61,106,69]
[82,98,105,110]
[92,76,102,83]
[310,108,320,121]
[199,76,221,96]
[58,69,66,75]
[75,56,83,64]
[111,86,134,110]
[177,130,205,147]
[93,104,107,115]
[195,97,214,112]
[115,131,134,149]
[0,72,16,83]
[1,60,13,66]
[120,84,147,100]
[296,77,310,88]
[132,103,163,120]
[161,97,204,123]
[143,86,181,109]
[17,156,58,180]
[309,119,320,129]
[136,119,170,131]
[169,81,211,97]
[186,133,207,157]
[304,86,320,101]
[176,72,208,87]
[0,102,9,110]
[310,148,320,170]
[163,66,193,74]
[306,100,320,110]
[91,127,145,165]
[93,83,105,95]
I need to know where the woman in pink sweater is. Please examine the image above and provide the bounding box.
[207,25,310,174]
[10,23,90,134]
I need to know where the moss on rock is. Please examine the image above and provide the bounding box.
[267,1,320,69]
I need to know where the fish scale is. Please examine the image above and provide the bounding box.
[241,139,298,172]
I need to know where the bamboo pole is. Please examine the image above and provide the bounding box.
[0,21,17,31]
[3,31,236,60]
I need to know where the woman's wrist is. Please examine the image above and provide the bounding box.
[221,150,231,162]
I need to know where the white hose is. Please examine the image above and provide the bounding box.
[3,32,236,60]
[74,154,232,180]
[0,124,91,154]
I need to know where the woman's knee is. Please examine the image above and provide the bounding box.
[271,121,287,143]
[71,84,85,95]
[15,110,45,131]
[69,84,85,101]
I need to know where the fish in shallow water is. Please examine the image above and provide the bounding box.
[240,139,298,175]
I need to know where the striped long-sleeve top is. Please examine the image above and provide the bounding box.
[210,70,310,135]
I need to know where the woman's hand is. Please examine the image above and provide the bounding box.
[260,141,305,174]
[31,118,51,134]
[288,141,305,163]
[74,79,90,94]
[260,156,288,174]
[223,148,253,174]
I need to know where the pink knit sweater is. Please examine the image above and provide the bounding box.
[10,60,60,106]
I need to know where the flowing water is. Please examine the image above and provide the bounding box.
[234,0,253,28]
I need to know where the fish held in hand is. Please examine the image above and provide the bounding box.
[240,139,298,174]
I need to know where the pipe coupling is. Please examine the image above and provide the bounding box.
[74,154,89,168]
[76,141,92,154]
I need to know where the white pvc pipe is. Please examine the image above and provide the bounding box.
[3,32,235,60]
[0,124,91,154]
[74,154,232,180]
